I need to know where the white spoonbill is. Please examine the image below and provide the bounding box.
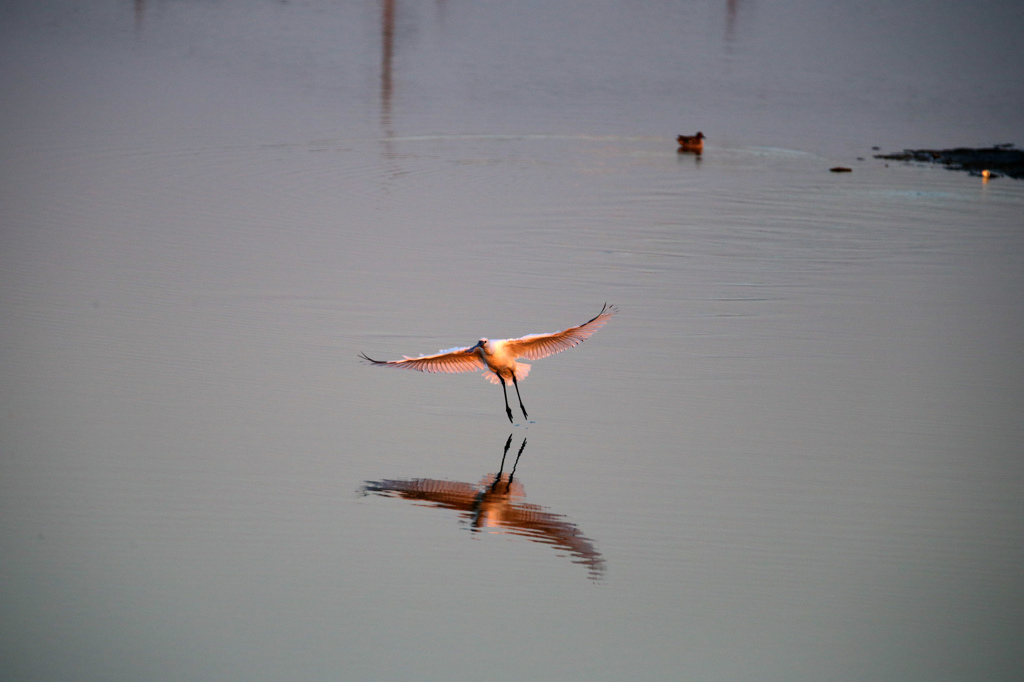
[359,303,617,422]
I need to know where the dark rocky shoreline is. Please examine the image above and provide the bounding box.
[874,144,1023,179]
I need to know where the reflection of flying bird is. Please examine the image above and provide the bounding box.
[362,435,606,579]
[360,303,617,422]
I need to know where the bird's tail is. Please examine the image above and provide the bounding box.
[482,363,531,385]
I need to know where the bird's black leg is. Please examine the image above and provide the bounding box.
[511,373,528,420]
[500,377,514,423]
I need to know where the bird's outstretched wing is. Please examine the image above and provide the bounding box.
[359,346,484,374]
[504,303,617,361]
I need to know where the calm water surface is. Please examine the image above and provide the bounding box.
[2,1,1022,680]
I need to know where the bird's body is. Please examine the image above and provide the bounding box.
[677,131,705,153]
[473,338,532,385]
[360,303,617,422]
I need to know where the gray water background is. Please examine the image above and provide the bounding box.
[2,1,1023,680]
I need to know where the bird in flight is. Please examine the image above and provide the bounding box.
[360,303,617,422]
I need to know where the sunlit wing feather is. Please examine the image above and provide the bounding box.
[359,347,484,374]
[503,303,617,361]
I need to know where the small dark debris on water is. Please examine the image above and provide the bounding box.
[829,166,852,173]
[874,143,1023,179]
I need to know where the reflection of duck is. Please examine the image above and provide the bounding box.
[362,435,606,579]
[677,132,705,153]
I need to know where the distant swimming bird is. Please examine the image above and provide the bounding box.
[360,303,617,422]
[677,132,705,153]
